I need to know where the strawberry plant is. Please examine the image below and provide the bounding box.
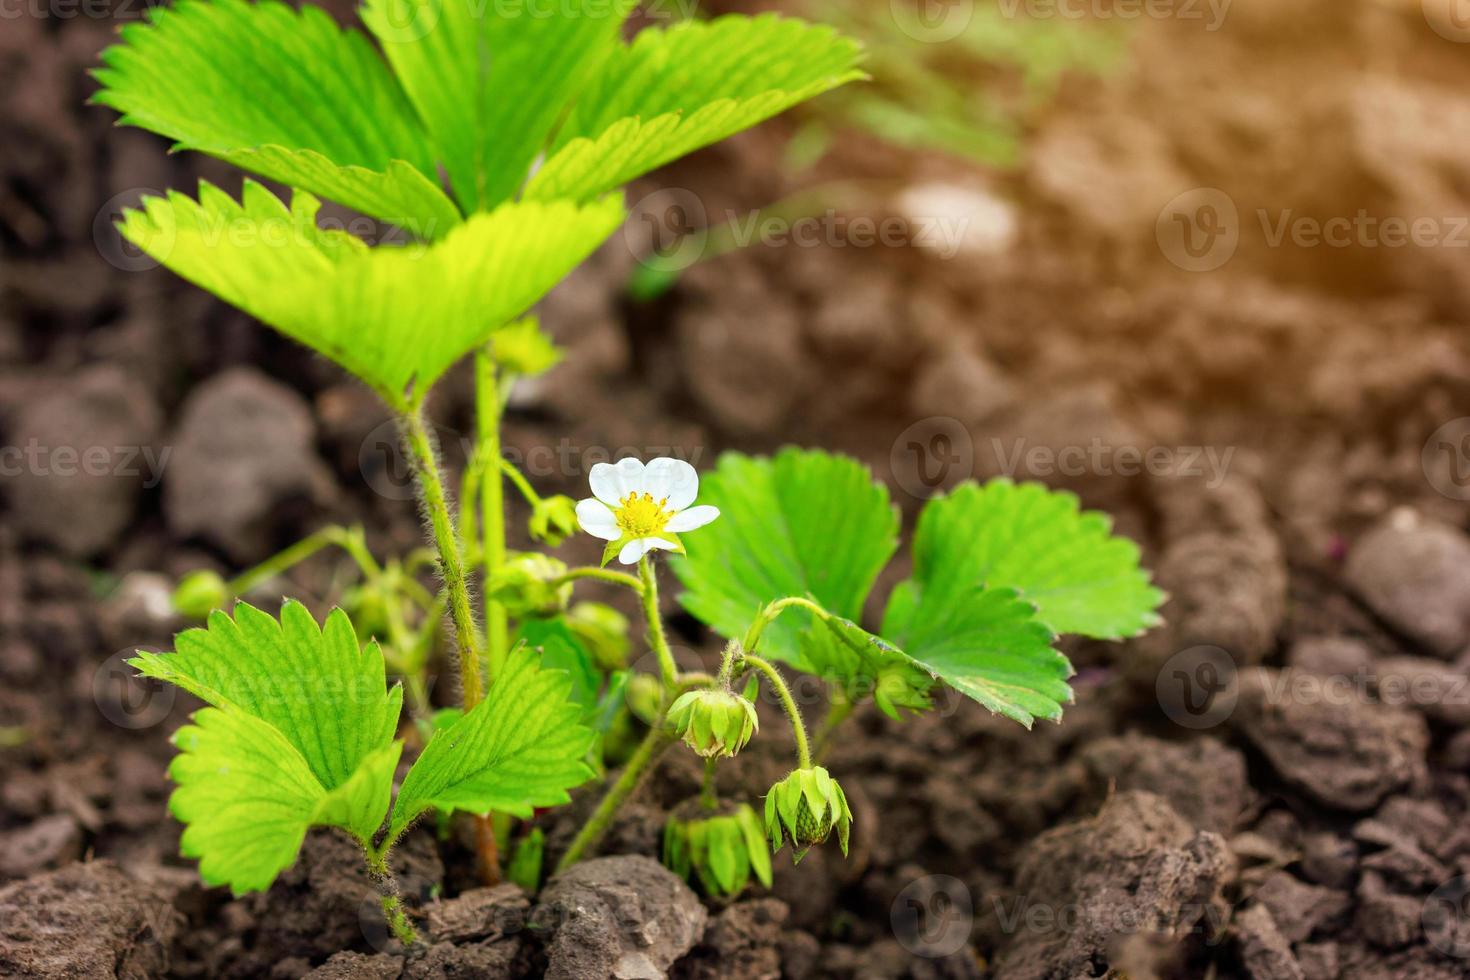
[94,0,1163,943]
[96,0,864,941]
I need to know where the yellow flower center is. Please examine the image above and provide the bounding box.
[615,492,673,538]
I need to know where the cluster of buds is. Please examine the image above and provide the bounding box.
[662,801,772,898]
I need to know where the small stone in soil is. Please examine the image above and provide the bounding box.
[0,812,81,880]
[993,790,1233,980]
[534,855,706,980]
[163,367,335,562]
[5,365,162,558]
[0,859,182,978]
[1231,668,1428,811]
[1233,903,1305,980]
[1345,509,1470,659]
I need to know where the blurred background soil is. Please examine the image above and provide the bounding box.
[5,0,1470,977]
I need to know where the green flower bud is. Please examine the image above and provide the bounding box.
[625,673,664,726]
[763,766,851,863]
[567,602,630,671]
[871,659,933,720]
[666,688,758,759]
[663,801,772,898]
[487,553,571,618]
[171,570,229,619]
[529,494,578,547]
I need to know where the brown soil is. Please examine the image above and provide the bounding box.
[5,1,1470,977]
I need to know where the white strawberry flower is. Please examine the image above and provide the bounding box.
[576,457,720,565]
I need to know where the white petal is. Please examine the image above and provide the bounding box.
[643,537,679,552]
[641,457,699,510]
[666,504,719,532]
[576,498,620,540]
[590,458,645,506]
[617,538,655,565]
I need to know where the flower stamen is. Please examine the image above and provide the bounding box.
[615,492,673,538]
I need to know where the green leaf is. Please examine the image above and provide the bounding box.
[132,600,402,790]
[361,0,635,212]
[92,0,458,237]
[514,618,599,714]
[388,645,594,838]
[876,585,1071,727]
[892,480,1164,640]
[117,180,624,408]
[524,15,866,202]
[136,600,406,894]
[672,448,898,671]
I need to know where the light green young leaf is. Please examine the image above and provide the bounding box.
[361,0,636,212]
[389,646,594,839]
[169,712,403,895]
[525,15,866,202]
[117,180,624,409]
[672,448,898,671]
[92,0,458,237]
[132,600,402,789]
[893,480,1164,640]
[138,600,407,894]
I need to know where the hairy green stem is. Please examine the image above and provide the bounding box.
[401,408,482,710]
[500,458,541,507]
[639,556,678,693]
[742,653,811,769]
[556,720,677,871]
[551,566,645,594]
[475,351,509,683]
[226,524,380,597]
[364,849,417,946]
[741,596,830,654]
[699,758,719,811]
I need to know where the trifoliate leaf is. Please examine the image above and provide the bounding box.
[132,600,403,789]
[92,0,458,237]
[672,448,898,671]
[895,480,1164,640]
[117,181,624,409]
[137,601,406,894]
[388,646,594,838]
[525,15,867,202]
[361,0,635,212]
[879,584,1071,727]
